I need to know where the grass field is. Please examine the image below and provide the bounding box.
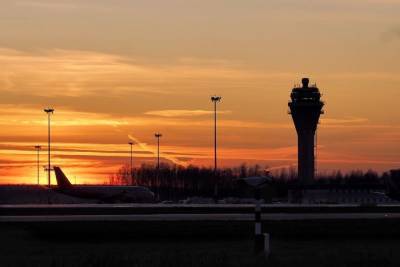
[2,221,400,267]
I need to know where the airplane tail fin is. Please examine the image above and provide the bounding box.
[54,166,73,189]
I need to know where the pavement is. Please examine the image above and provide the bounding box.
[2,203,400,223]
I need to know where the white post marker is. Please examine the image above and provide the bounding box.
[238,176,272,254]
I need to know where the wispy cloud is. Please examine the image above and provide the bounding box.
[128,135,189,167]
[145,109,232,118]
[0,48,301,102]
[321,117,368,125]
[0,48,170,97]
[15,1,79,9]
[0,105,394,133]
[0,106,129,127]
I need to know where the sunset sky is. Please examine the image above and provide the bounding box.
[0,0,399,184]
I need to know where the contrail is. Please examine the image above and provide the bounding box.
[127,134,188,167]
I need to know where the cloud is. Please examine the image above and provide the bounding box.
[0,106,130,127]
[321,117,368,125]
[0,48,170,97]
[15,1,79,9]
[0,48,300,102]
[0,48,220,97]
[128,134,189,167]
[145,109,232,118]
[0,104,394,134]
[1,47,399,118]
[0,104,288,130]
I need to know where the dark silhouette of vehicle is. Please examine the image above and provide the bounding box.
[383,170,400,201]
[53,166,155,203]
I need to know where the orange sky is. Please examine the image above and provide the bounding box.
[0,0,399,184]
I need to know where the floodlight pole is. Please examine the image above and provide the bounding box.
[44,108,54,188]
[211,96,221,199]
[129,142,134,185]
[155,133,162,169]
[154,133,162,200]
[34,145,41,185]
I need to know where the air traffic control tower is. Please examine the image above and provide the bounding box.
[289,78,324,185]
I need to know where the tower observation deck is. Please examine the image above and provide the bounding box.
[289,78,324,185]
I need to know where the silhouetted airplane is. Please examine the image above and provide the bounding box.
[53,166,155,203]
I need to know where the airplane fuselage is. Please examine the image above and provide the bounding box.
[53,166,155,203]
[54,186,155,203]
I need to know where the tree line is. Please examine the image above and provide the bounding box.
[108,163,394,201]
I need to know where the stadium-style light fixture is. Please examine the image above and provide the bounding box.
[154,133,162,169]
[211,95,222,199]
[44,108,54,188]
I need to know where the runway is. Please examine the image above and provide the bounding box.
[1,212,399,222]
[2,203,400,216]
[2,204,400,223]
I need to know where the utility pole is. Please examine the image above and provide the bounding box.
[34,145,41,185]
[44,108,54,188]
[154,133,162,169]
[129,142,134,185]
[211,96,221,199]
[154,133,162,200]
